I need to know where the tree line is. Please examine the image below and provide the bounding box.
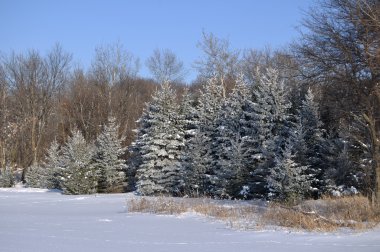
[0,0,379,205]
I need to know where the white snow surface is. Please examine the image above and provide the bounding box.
[0,188,379,252]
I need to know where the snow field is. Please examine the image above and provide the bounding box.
[0,189,379,252]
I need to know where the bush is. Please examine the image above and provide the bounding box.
[0,168,14,188]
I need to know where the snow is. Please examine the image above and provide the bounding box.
[1,188,380,252]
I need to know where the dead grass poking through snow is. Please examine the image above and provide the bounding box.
[127,196,261,229]
[127,195,380,231]
[127,197,187,215]
[262,196,380,231]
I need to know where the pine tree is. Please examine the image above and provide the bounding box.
[135,82,185,196]
[25,164,45,188]
[25,140,62,189]
[43,140,62,189]
[60,129,97,195]
[325,115,374,196]
[183,77,224,196]
[178,89,203,196]
[0,167,14,188]
[267,143,310,203]
[250,68,292,198]
[295,88,328,197]
[182,131,210,197]
[93,117,126,193]
[178,88,198,140]
[213,75,258,199]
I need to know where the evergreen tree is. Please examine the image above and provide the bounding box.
[182,131,210,197]
[93,117,126,193]
[325,115,374,196]
[60,129,97,195]
[213,75,258,199]
[183,77,224,196]
[25,140,62,189]
[295,88,328,197]
[250,68,292,198]
[43,140,62,189]
[0,167,14,188]
[178,88,198,140]
[178,89,203,196]
[25,164,45,188]
[267,143,310,203]
[135,82,185,196]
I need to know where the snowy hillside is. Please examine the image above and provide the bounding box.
[0,188,379,252]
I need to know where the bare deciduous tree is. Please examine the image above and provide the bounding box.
[146,48,186,84]
[294,0,380,205]
[194,32,241,98]
[91,42,140,86]
[1,44,71,176]
[90,42,140,113]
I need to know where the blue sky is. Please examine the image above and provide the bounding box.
[0,0,314,82]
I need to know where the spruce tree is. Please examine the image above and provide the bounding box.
[178,88,198,140]
[267,143,310,203]
[250,68,292,198]
[0,167,14,188]
[25,140,62,189]
[213,75,258,199]
[43,140,62,189]
[25,164,45,188]
[178,89,203,196]
[135,82,185,196]
[183,77,224,196]
[295,88,328,197]
[93,117,126,193]
[60,129,97,195]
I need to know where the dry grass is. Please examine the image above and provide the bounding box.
[127,196,261,229]
[127,195,380,232]
[127,196,187,215]
[262,196,380,231]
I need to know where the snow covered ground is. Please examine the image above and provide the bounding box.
[0,188,379,252]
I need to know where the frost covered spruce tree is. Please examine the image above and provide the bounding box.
[60,129,97,195]
[178,88,198,140]
[134,82,185,196]
[93,117,126,193]
[250,68,292,198]
[25,164,46,188]
[267,143,310,203]
[178,89,203,196]
[0,167,14,187]
[295,88,328,196]
[183,77,224,196]
[213,75,258,199]
[44,139,63,189]
[25,140,62,189]
[25,140,61,189]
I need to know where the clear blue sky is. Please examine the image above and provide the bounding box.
[0,0,314,82]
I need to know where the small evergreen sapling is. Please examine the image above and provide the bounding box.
[0,167,14,188]
[93,117,126,193]
[60,129,97,195]
[44,140,62,189]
